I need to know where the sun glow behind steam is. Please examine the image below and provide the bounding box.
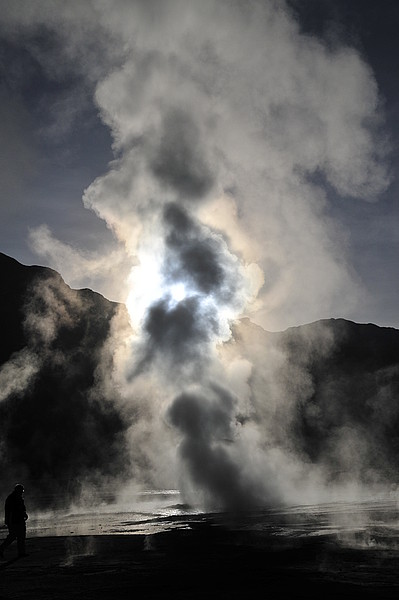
[125,250,195,332]
[126,251,166,329]
[126,246,242,338]
[170,282,187,304]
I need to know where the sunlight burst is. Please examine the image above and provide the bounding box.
[169,282,187,304]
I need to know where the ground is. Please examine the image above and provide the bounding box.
[1,516,399,599]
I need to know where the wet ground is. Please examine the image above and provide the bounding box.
[1,498,399,599]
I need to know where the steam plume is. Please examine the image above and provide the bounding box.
[0,1,392,509]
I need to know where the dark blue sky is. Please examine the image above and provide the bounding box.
[290,1,399,325]
[0,34,114,258]
[0,0,398,330]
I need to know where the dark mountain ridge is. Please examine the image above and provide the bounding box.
[1,252,399,506]
[232,317,399,486]
[0,252,118,363]
[0,252,130,507]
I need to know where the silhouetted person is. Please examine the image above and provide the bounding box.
[0,484,28,558]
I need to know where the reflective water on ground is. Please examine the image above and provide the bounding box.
[25,491,399,551]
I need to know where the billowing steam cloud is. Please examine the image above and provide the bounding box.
[131,202,246,373]
[0,1,389,325]
[0,1,392,509]
[168,383,281,510]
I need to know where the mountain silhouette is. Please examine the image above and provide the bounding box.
[231,317,399,488]
[0,252,131,507]
[1,252,399,508]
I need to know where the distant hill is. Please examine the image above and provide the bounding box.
[0,252,131,507]
[231,317,399,487]
[1,252,399,507]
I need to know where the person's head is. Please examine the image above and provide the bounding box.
[14,484,24,496]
